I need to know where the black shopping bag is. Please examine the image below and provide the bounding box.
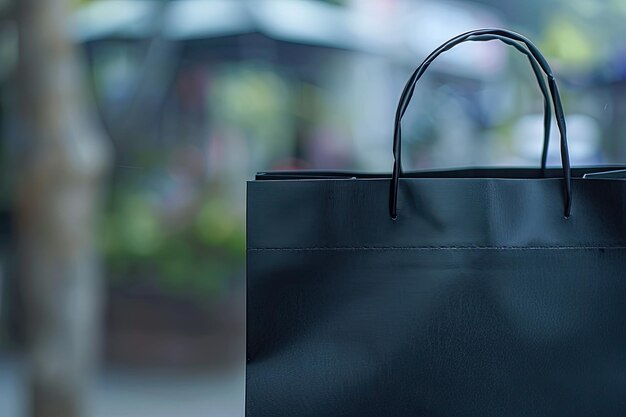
[246,29,626,416]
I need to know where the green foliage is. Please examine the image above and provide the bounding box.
[541,17,596,67]
[109,194,164,257]
[103,187,245,304]
[209,62,296,165]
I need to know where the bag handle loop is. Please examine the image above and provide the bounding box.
[466,34,552,171]
[389,28,572,220]
[399,34,553,171]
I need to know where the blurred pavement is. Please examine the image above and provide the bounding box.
[0,354,245,417]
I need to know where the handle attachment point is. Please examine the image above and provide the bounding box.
[389,28,572,219]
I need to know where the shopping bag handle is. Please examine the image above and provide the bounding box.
[400,34,553,172]
[389,28,572,220]
[466,34,552,171]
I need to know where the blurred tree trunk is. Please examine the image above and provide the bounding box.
[15,1,111,417]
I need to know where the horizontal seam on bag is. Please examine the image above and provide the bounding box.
[247,246,626,251]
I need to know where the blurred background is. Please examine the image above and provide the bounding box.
[1,0,626,416]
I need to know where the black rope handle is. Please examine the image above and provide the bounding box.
[398,34,553,171]
[389,28,572,220]
[469,34,552,171]
[397,35,553,151]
